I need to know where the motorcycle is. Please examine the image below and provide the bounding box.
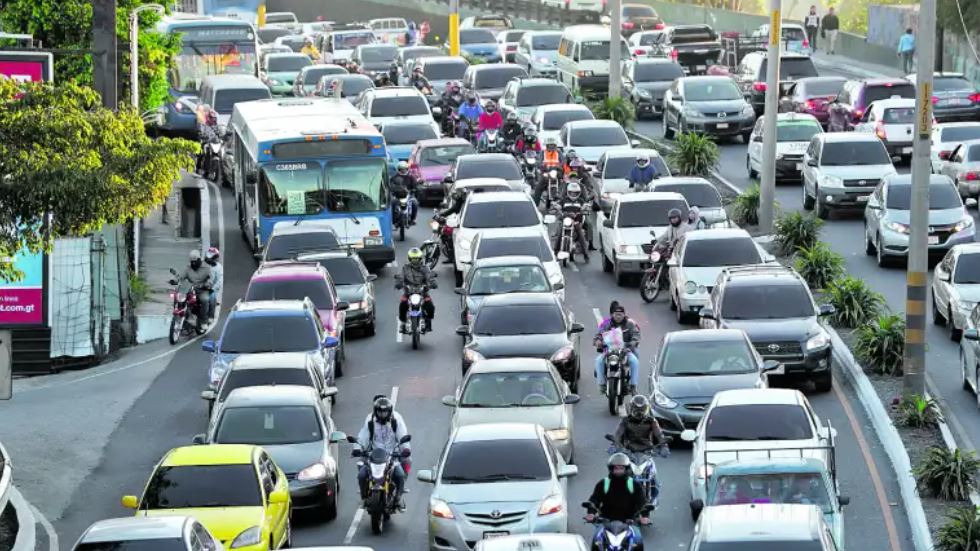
[521,150,539,184]
[604,434,669,508]
[553,202,590,265]
[582,501,653,551]
[597,329,633,415]
[347,434,412,535]
[166,268,207,345]
[639,239,672,303]
[460,117,479,144]
[421,217,452,269]
[198,132,223,184]
[479,127,502,153]
[393,196,411,241]
[395,277,436,350]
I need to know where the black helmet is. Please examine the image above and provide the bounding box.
[373,396,394,423]
[609,300,625,315]
[506,111,518,122]
[668,208,683,226]
[628,394,651,421]
[607,452,631,478]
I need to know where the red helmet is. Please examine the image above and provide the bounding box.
[205,109,217,126]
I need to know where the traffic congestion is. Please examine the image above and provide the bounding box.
[60,3,980,551]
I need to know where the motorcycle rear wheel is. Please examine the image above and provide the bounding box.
[398,223,405,242]
[639,267,663,303]
[370,511,384,534]
[422,242,439,270]
[411,317,420,350]
[168,315,184,345]
[607,378,619,415]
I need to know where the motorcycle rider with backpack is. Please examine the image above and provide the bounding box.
[594,301,641,395]
[584,453,650,548]
[395,248,437,333]
[355,396,410,509]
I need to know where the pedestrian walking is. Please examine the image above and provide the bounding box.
[897,27,915,74]
[804,5,820,52]
[821,7,839,55]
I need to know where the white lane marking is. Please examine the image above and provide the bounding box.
[395,321,403,343]
[343,385,400,544]
[592,308,603,326]
[32,502,58,551]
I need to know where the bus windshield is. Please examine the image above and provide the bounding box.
[170,33,258,92]
[326,158,388,213]
[260,162,323,216]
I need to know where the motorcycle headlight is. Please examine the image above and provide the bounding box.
[463,348,485,363]
[618,244,641,255]
[176,292,187,302]
[563,217,573,227]
[653,388,677,409]
[546,428,571,441]
[429,220,440,231]
[538,494,563,516]
[886,221,910,235]
[805,331,830,351]
[650,251,661,263]
[230,526,262,548]
[551,345,574,364]
[297,462,328,480]
[954,217,974,233]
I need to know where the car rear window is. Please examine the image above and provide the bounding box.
[460,29,496,44]
[474,304,564,335]
[782,27,806,41]
[886,183,962,210]
[710,472,834,512]
[603,156,669,179]
[619,199,688,227]
[670,26,718,43]
[461,372,561,407]
[882,107,915,124]
[370,96,430,117]
[864,83,916,104]
[683,238,761,267]
[359,46,397,63]
[705,404,814,440]
[420,144,476,166]
[516,84,572,107]
[423,61,468,81]
[259,28,291,43]
[933,76,973,92]
[476,236,555,262]
[697,543,824,551]
[720,283,815,319]
[820,141,891,166]
[266,232,341,260]
[541,109,594,130]
[215,405,322,445]
[219,368,315,402]
[634,62,684,81]
[801,78,845,97]
[940,125,980,142]
[532,34,561,50]
[383,123,438,145]
[474,16,511,28]
[468,265,551,295]
[474,66,527,89]
[623,5,657,17]
[441,439,551,482]
[213,88,271,114]
[638,33,665,46]
[570,126,628,147]
[759,58,818,79]
[458,158,522,180]
[503,31,527,41]
[653,183,721,207]
[328,76,373,97]
[246,278,334,309]
[463,201,539,229]
[777,122,822,142]
[314,257,366,285]
[303,66,348,84]
[661,338,756,375]
[142,465,261,509]
[220,316,319,354]
[267,55,311,72]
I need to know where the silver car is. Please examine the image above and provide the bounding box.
[864,174,975,267]
[802,132,897,219]
[417,423,577,551]
[72,516,224,551]
[441,358,580,461]
[940,139,980,198]
[932,243,980,341]
[558,120,636,167]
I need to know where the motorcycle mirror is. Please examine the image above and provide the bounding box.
[201,340,216,353]
[604,433,616,443]
[346,434,359,443]
[649,230,657,236]
[192,433,206,445]
[168,279,178,286]
[581,501,596,510]
[351,448,364,457]
[399,434,412,444]
[169,268,178,276]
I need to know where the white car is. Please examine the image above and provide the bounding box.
[746,112,822,181]
[651,177,729,228]
[355,87,439,136]
[802,132,897,219]
[680,388,837,511]
[933,243,980,340]
[475,534,588,551]
[530,104,595,147]
[467,227,565,293]
[594,148,672,215]
[852,97,918,161]
[667,228,776,324]
[627,30,667,58]
[940,138,980,198]
[930,122,980,173]
[598,191,689,285]
[558,119,636,167]
[72,516,225,550]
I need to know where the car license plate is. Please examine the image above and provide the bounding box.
[795,163,803,170]
[929,235,940,245]
[484,531,509,539]
[716,122,729,129]
[858,195,869,202]
[948,98,970,106]
[902,147,913,154]
[696,65,706,71]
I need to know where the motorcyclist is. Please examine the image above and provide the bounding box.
[434,188,466,263]
[390,161,420,225]
[180,249,212,333]
[553,181,590,262]
[408,66,432,93]
[374,71,393,87]
[204,247,222,322]
[440,81,464,134]
[615,395,668,459]
[388,62,400,86]
[654,208,687,251]
[355,396,410,508]
[196,108,221,175]
[477,100,503,149]
[457,92,484,140]
[562,149,581,178]
[514,127,541,154]
[628,154,659,191]
[585,453,650,542]
[501,111,523,147]
[594,301,641,394]
[533,137,565,205]
[301,37,320,61]
[395,248,437,333]
[687,206,707,230]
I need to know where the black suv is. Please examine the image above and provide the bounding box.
[698,265,835,391]
[734,52,818,115]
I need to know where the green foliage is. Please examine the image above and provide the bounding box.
[825,276,887,328]
[793,242,844,290]
[895,394,943,428]
[773,212,823,256]
[731,183,761,226]
[668,132,719,176]
[938,0,980,40]
[129,272,150,306]
[0,80,197,281]
[914,446,980,502]
[588,96,636,130]
[854,314,906,376]
[938,506,980,551]
[462,53,486,65]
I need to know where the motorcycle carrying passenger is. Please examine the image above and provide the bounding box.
[594,302,640,394]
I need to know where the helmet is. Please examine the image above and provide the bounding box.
[407,247,423,265]
[305,37,313,44]
[570,157,584,168]
[466,91,477,103]
[205,246,220,262]
[628,394,651,421]
[506,111,518,122]
[373,396,394,423]
[607,452,631,478]
[668,208,683,226]
[397,160,410,174]
[413,65,422,74]
[566,181,581,200]
[526,133,538,144]
[566,149,578,160]
[636,154,650,167]
[485,100,496,112]
[205,109,217,126]
[545,137,557,148]
[448,81,460,92]
[189,249,202,262]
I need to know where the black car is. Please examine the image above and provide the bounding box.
[447,153,525,191]
[662,76,756,141]
[263,224,341,262]
[620,3,664,37]
[699,265,835,391]
[907,72,980,123]
[649,329,779,436]
[456,293,585,391]
[733,52,818,115]
[622,58,684,118]
[461,63,528,103]
[298,251,378,335]
[661,25,722,75]
[352,44,399,76]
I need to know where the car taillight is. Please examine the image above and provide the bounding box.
[802,39,809,48]
[804,99,816,110]
[966,172,979,181]
[875,122,886,140]
[634,49,645,55]
[931,96,939,105]
[939,150,952,160]
[970,93,980,104]
[369,229,380,236]
[753,82,767,92]
[852,108,863,121]
[670,48,678,60]
[622,21,635,29]
[655,22,664,29]
[507,45,516,51]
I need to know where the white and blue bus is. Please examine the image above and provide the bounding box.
[230,98,395,268]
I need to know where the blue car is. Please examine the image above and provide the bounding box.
[454,29,502,62]
[381,120,440,174]
[202,299,340,392]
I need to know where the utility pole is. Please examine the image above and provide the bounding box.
[448,0,460,57]
[92,0,118,109]
[904,0,935,397]
[608,0,622,99]
[758,0,781,235]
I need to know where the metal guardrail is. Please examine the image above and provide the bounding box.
[0,440,11,516]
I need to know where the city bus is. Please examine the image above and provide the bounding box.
[229,98,395,268]
[153,15,259,137]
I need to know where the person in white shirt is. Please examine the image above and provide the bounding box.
[804,5,820,52]
[204,247,222,322]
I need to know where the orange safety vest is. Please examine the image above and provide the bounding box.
[543,150,560,167]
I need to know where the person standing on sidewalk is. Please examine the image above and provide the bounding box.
[897,28,915,74]
[821,7,839,55]
[804,6,820,52]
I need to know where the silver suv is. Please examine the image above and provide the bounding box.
[801,132,897,219]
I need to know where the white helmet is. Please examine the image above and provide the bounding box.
[636,154,650,167]
[397,160,409,173]
[566,181,582,199]
[189,249,202,262]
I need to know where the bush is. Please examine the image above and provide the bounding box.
[589,96,636,129]
[938,506,980,551]
[668,131,719,176]
[773,212,823,256]
[855,314,906,376]
[793,242,844,290]
[731,183,761,226]
[914,446,980,501]
[895,394,943,428]
[462,53,486,65]
[825,276,887,328]
[129,272,149,307]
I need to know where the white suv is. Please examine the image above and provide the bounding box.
[598,191,688,285]
[801,132,897,219]
[355,87,439,135]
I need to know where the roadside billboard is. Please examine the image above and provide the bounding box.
[0,247,46,327]
[0,51,53,83]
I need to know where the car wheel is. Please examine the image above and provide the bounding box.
[679,119,689,135]
[364,316,376,337]
[454,269,463,287]
[933,292,946,326]
[976,367,980,409]
[746,155,758,179]
[614,256,627,286]
[741,131,752,144]
[334,348,344,378]
[875,234,890,267]
[323,482,339,521]
[949,307,962,342]
[961,351,971,390]
[669,291,678,311]
[601,240,613,272]
[802,180,814,210]
[813,371,832,393]
[662,116,674,140]
[865,223,876,255]
[815,186,829,219]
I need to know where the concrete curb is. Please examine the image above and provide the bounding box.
[930,391,980,506]
[826,325,934,551]
[8,487,36,551]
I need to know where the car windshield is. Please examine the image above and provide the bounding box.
[474,67,526,89]
[654,183,721,207]
[619,199,688,227]
[579,40,631,61]
[516,85,571,107]
[683,238,761,267]
[315,257,365,285]
[706,404,814,440]
[882,107,915,124]
[461,372,561,407]
[266,232,340,260]
[142,465,261,509]
[473,304,564,335]
[660,339,757,375]
[420,144,476,166]
[940,126,980,142]
[458,159,522,180]
[259,28,292,43]
[213,88,270,114]
[370,96,430,116]
[215,406,322,445]
[865,83,916,104]
[820,141,891,165]
[721,284,816,319]
[359,46,397,63]
[473,17,510,28]
[245,279,334,309]
[603,156,668,179]
[801,78,845,97]
[777,122,822,142]
[468,266,551,295]
[303,66,347,84]
[954,254,980,284]
[220,316,319,354]
[886,183,962,210]
[685,81,742,101]
[383,123,438,145]
[330,76,374,97]
[623,5,656,16]
[638,33,665,46]
[476,236,555,262]
[334,32,375,49]
[934,77,973,92]
[709,473,833,514]
[76,541,187,551]
[463,201,539,228]
[541,109,593,130]
[698,543,824,551]
[423,61,468,81]
[460,29,496,44]
[531,34,561,50]
[570,126,628,147]
[219,368,316,401]
[634,63,684,81]
[671,27,718,43]
[440,439,551,483]
[969,144,980,161]
[267,55,311,72]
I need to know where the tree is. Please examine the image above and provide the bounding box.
[0,80,197,281]
[938,0,980,38]
[0,0,180,112]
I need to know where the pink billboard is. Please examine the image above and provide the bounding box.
[0,51,53,83]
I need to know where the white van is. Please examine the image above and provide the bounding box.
[556,25,630,95]
[369,17,409,46]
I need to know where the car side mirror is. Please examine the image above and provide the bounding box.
[752,134,763,142]
[552,282,565,291]
[967,198,979,208]
[329,430,347,443]
[570,322,585,334]
[666,257,678,267]
[455,325,469,336]
[964,328,980,341]
[806,158,817,167]
[269,488,289,504]
[939,151,951,160]
[937,271,950,282]
[564,393,581,404]
[680,429,697,442]
[336,301,350,311]
[630,139,641,147]
[602,219,614,228]
[192,433,207,445]
[699,307,714,320]
[121,495,139,509]
[323,336,340,348]
[557,464,578,478]
[454,286,466,295]
[819,304,836,316]
[417,469,436,483]
[442,395,457,406]
[443,175,454,184]
[838,495,850,506]
[201,390,216,401]
[322,386,339,398]
[201,340,216,353]
[366,274,378,282]
[762,359,782,372]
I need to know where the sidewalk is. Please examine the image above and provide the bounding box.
[811,50,904,79]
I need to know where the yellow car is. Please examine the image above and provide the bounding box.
[122,444,291,550]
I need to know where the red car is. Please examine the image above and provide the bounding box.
[407,137,477,205]
[780,76,847,127]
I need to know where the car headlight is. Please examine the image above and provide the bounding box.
[209,362,229,387]
[617,244,641,255]
[538,494,563,516]
[431,498,454,519]
[230,526,262,548]
[546,428,571,441]
[537,56,550,64]
[653,388,678,409]
[297,462,328,481]
[886,221,910,234]
[697,464,714,479]
[820,174,843,187]
[682,106,700,118]
[458,238,472,251]
[463,348,484,363]
[637,89,651,99]
[683,281,707,295]
[806,331,830,351]
[741,105,755,116]
[551,345,574,364]
[954,217,974,233]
